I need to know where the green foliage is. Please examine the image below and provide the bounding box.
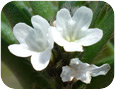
[2,2,31,27]
[14,1,32,19]
[29,1,54,21]
[1,12,18,44]
[1,22,18,44]
[70,1,87,7]
[89,1,105,27]
[92,42,114,63]
[58,1,66,9]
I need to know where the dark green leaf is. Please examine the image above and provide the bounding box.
[2,2,31,27]
[14,1,32,18]
[94,3,109,26]
[1,12,18,44]
[1,12,11,27]
[29,1,54,21]
[92,42,114,63]
[1,22,18,44]
[58,1,66,9]
[89,1,105,27]
[70,1,87,7]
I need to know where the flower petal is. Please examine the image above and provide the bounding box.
[25,31,47,52]
[31,15,51,50]
[56,8,72,38]
[63,42,83,52]
[31,15,50,34]
[60,66,74,82]
[76,28,103,46]
[8,44,32,57]
[70,58,81,65]
[56,8,71,30]
[70,58,90,70]
[13,23,33,43]
[51,27,68,46]
[79,71,91,84]
[48,27,54,49]
[90,64,111,77]
[72,6,93,30]
[31,49,51,71]
[70,58,91,83]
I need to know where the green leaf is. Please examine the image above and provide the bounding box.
[92,42,114,63]
[86,55,114,89]
[70,1,87,7]
[96,55,114,65]
[58,1,66,9]
[94,3,109,27]
[1,12,11,27]
[82,6,114,63]
[1,12,18,44]
[89,1,105,27]
[14,1,32,18]
[2,2,31,27]
[1,61,23,88]
[1,22,18,44]
[29,1,54,21]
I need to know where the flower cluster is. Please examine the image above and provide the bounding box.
[8,6,110,84]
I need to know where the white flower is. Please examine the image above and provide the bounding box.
[51,6,103,52]
[8,15,54,71]
[60,58,110,84]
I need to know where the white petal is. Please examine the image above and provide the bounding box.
[60,66,74,82]
[72,6,93,30]
[70,58,91,83]
[79,71,91,84]
[51,27,68,46]
[8,44,32,57]
[56,8,72,38]
[63,42,84,52]
[76,28,103,46]
[31,15,50,34]
[24,31,48,52]
[56,8,71,29]
[31,49,51,71]
[70,58,82,65]
[90,64,111,77]
[47,27,54,49]
[13,23,33,43]
[31,15,51,50]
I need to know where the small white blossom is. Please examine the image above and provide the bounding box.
[8,15,54,71]
[60,58,110,84]
[51,6,103,52]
